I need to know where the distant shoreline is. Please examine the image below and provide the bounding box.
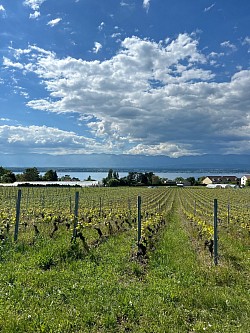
[7,166,250,174]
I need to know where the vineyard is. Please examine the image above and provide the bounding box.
[0,186,249,332]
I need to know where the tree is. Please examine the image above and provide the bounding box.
[21,167,41,181]
[60,175,72,181]
[107,169,113,180]
[102,177,108,186]
[0,167,16,183]
[103,169,120,186]
[152,175,162,185]
[126,172,137,185]
[145,172,154,184]
[186,177,196,186]
[43,170,58,181]
[175,177,185,183]
[107,178,120,187]
[113,171,119,179]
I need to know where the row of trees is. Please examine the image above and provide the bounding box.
[102,169,199,187]
[102,170,162,187]
[16,168,59,181]
[0,167,59,183]
[1,166,249,187]
[0,167,80,183]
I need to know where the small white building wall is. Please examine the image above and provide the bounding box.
[0,181,100,187]
[241,175,250,186]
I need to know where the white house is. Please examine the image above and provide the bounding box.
[202,176,239,185]
[241,175,250,186]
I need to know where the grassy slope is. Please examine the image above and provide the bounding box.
[0,194,249,332]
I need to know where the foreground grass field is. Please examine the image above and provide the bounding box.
[0,187,249,332]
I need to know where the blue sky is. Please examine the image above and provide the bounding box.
[0,0,250,166]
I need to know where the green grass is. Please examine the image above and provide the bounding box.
[0,194,249,332]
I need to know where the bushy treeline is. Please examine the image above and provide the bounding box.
[0,167,63,183]
[102,169,163,187]
[16,168,59,181]
[102,169,200,187]
[0,166,16,183]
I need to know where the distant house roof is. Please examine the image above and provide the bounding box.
[202,176,239,185]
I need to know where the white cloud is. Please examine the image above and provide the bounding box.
[127,143,198,158]
[23,0,46,11]
[98,22,105,31]
[3,57,24,69]
[204,3,215,12]
[4,34,250,156]
[111,32,122,39]
[221,41,237,52]
[208,51,224,58]
[47,18,62,27]
[243,36,250,45]
[0,125,110,155]
[120,1,129,6]
[0,4,6,17]
[29,11,40,19]
[242,36,250,52]
[0,118,11,122]
[143,0,151,12]
[92,42,102,53]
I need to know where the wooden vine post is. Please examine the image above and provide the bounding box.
[213,199,218,265]
[72,191,79,242]
[128,198,131,223]
[227,201,230,225]
[99,197,102,217]
[14,189,22,242]
[137,196,142,248]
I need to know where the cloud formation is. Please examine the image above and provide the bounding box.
[3,33,250,156]
[29,11,40,19]
[47,18,62,27]
[221,40,237,52]
[23,0,46,11]
[93,42,102,53]
[204,3,215,12]
[143,0,151,12]
[0,4,6,17]
[0,125,108,155]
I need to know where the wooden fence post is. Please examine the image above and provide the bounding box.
[72,191,79,242]
[14,189,22,242]
[137,196,142,247]
[214,199,218,265]
[227,201,230,225]
[99,197,102,217]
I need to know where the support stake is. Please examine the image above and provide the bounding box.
[14,189,22,242]
[72,191,79,242]
[213,199,218,265]
[137,196,142,248]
